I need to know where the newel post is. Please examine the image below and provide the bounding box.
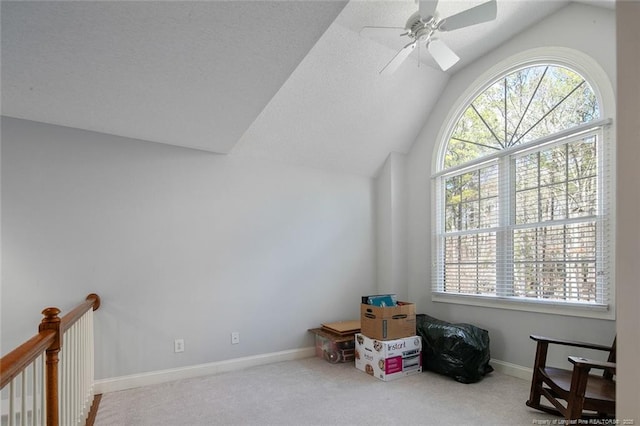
[39,307,61,426]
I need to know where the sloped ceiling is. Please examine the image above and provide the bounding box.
[1,1,348,152]
[1,1,611,177]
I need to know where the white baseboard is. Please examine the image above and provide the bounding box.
[490,358,533,381]
[93,349,531,394]
[94,346,315,394]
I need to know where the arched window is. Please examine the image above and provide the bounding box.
[432,52,614,318]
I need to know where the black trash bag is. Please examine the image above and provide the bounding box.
[416,314,493,383]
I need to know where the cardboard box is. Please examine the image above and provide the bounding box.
[360,302,416,340]
[354,333,422,381]
[320,320,360,336]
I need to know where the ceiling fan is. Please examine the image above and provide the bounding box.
[360,0,498,74]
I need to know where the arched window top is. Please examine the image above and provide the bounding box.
[431,50,615,319]
[444,64,600,169]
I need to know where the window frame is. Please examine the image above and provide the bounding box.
[431,47,616,320]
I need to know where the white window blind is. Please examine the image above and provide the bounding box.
[430,57,615,318]
[433,127,612,310]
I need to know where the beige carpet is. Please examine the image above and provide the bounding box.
[94,357,559,425]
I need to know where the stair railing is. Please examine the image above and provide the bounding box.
[1,293,101,426]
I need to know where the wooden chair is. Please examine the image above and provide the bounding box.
[526,335,616,421]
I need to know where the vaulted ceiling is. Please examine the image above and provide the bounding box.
[1,0,613,177]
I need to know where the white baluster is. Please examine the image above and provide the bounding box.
[9,377,15,426]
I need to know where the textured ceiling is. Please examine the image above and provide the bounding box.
[1,1,348,152]
[232,0,572,176]
[1,1,612,177]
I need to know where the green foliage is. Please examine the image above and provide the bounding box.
[441,65,601,302]
[444,65,599,169]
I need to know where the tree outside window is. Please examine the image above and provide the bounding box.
[434,64,611,311]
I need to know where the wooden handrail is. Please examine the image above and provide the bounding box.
[1,294,101,387]
[0,329,56,388]
[61,293,101,333]
[0,293,101,426]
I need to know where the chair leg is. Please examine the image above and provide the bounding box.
[527,341,549,409]
[565,364,590,420]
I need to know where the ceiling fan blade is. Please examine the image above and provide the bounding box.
[427,38,460,71]
[439,0,497,32]
[418,0,438,20]
[380,41,417,75]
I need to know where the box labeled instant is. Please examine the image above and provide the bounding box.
[360,301,416,340]
[354,333,422,381]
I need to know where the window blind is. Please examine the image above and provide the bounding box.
[433,127,612,308]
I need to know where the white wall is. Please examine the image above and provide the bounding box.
[375,152,407,299]
[2,1,630,391]
[405,3,617,369]
[615,0,640,419]
[1,117,376,379]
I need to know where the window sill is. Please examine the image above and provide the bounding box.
[432,292,615,320]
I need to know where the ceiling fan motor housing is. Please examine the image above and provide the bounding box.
[405,13,439,43]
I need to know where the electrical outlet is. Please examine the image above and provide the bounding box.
[174,338,185,353]
[231,332,240,345]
